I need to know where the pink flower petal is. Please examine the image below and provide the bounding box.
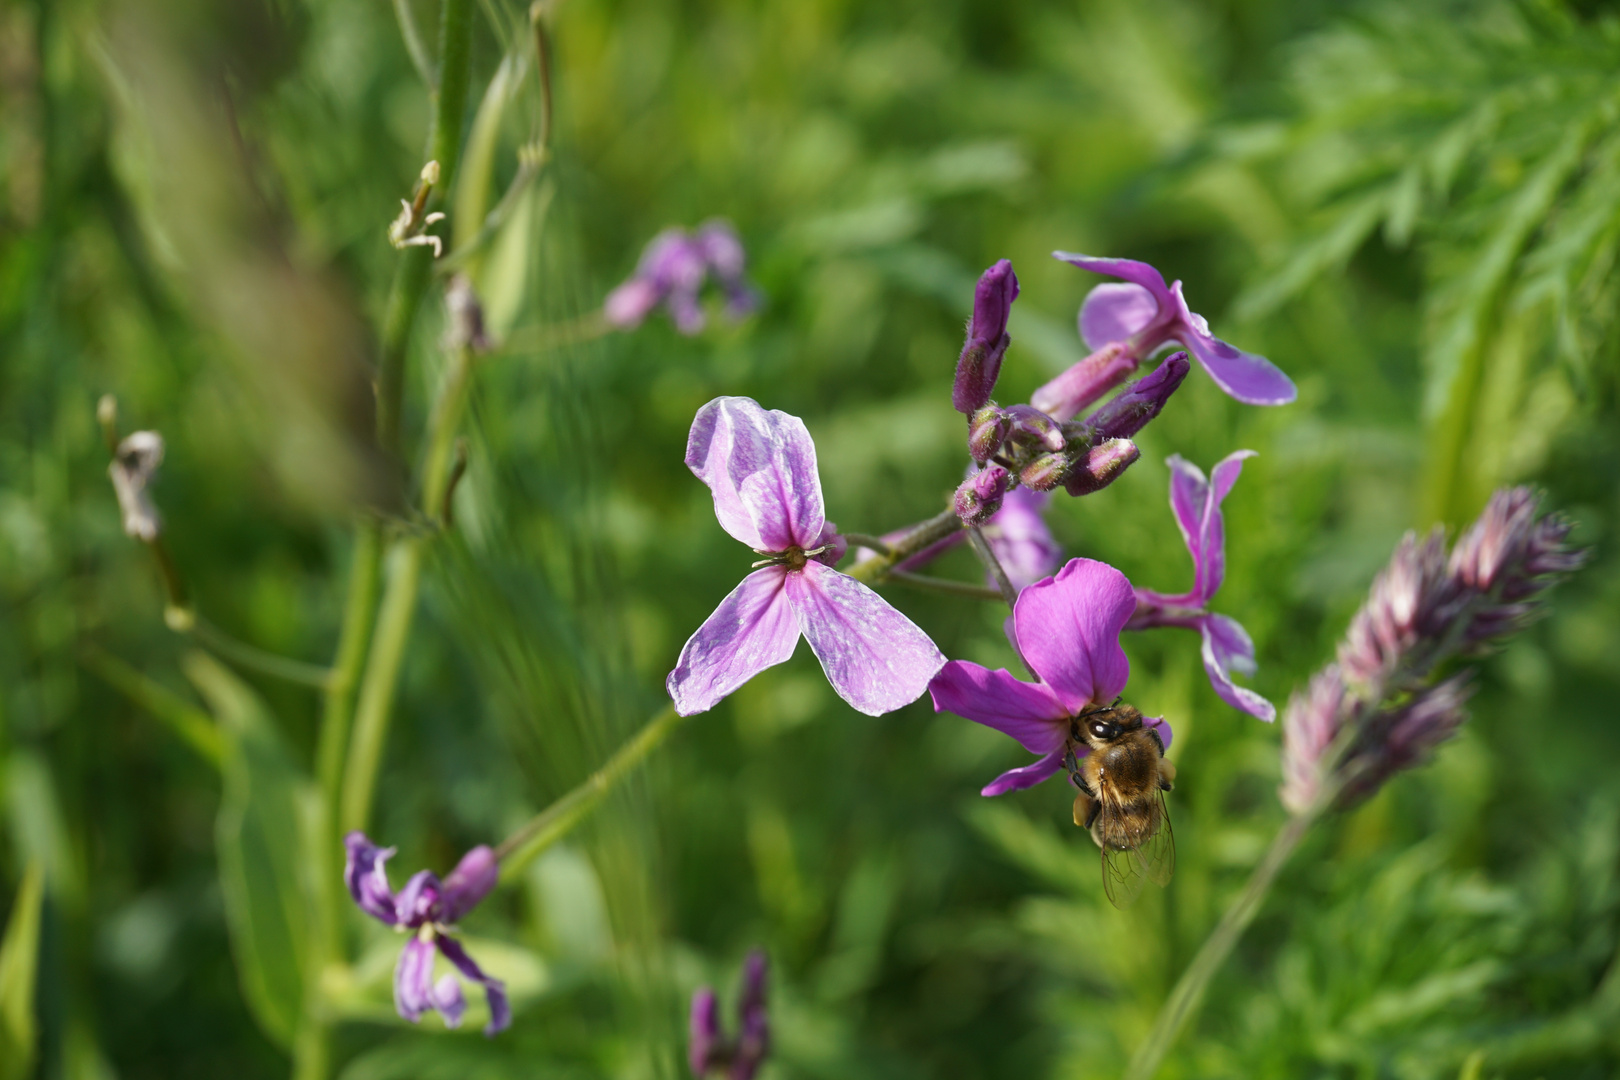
[1145,716,1174,751]
[785,563,945,716]
[1012,558,1135,715]
[1167,282,1296,406]
[980,749,1066,797]
[1052,251,1173,307]
[983,487,1062,592]
[928,660,1069,755]
[667,566,800,716]
[1079,281,1163,350]
[687,397,826,552]
[1200,614,1275,721]
[1166,450,1255,603]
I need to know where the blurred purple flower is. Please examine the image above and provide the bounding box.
[930,558,1171,796]
[1038,253,1295,408]
[689,951,769,1080]
[1129,451,1276,722]
[343,833,509,1035]
[981,486,1062,592]
[668,397,945,716]
[953,259,1019,415]
[604,221,760,335]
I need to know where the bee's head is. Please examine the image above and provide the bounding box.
[1073,703,1142,747]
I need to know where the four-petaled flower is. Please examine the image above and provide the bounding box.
[1046,253,1295,407]
[604,221,760,334]
[689,950,769,1080]
[1129,451,1275,721]
[929,558,1171,795]
[668,397,946,716]
[343,832,510,1035]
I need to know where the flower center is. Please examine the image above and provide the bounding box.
[751,543,829,571]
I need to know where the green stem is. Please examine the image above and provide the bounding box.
[494,703,687,876]
[886,570,1002,601]
[79,645,224,766]
[190,618,332,689]
[844,508,962,586]
[317,520,383,816]
[966,525,1018,611]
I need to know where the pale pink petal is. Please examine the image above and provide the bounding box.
[1079,282,1163,350]
[928,660,1069,755]
[1012,558,1135,714]
[785,563,945,716]
[667,567,799,716]
[1052,252,1173,307]
[1200,614,1275,721]
[686,397,826,552]
[980,749,1066,797]
[1167,282,1296,406]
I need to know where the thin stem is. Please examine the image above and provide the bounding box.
[317,520,383,811]
[1122,808,1319,1080]
[495,703,687,875]
[392,0,436,87]
[845,508,963,586]
[886,571,1002,601]
[190,618,333,689]
[79,645,224,766]
[966,525,1019,611]
[839,532,893,556]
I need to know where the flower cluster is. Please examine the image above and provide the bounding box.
[604,221,760,334]
[1280,487,1586,813]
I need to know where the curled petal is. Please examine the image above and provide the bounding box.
[1052,252,1173,307]
[928,660,1068,755]
[437,934,511,1036]
[1167,283,1296,406]
[394,870,441,928]
[438,845,498,923]
[981,749,1066,797]
[1080,281,1162,350]
[432,974,467,1029]
[1200,614,1275,722]
[1166,450,1255,603]
[394,935,437,1022]
[1012,559,1135,714]
[786,564,946,716]
[668,567,799,716]
[686,397,826,551]
[342,832,398,926]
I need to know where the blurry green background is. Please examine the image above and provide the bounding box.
[2,0,1618,1076]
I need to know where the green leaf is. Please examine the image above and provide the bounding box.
[185,651,318,1050]
[0,861,44,1080]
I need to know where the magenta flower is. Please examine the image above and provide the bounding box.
[343,832,510,1035]
[981,485,1062,592]
[1044,253,1295,407]
[1128,451,1275,722]
[604,221,760,334]
[689,951,769,1079]
[929,558,1171,796]
[668,397,946,716]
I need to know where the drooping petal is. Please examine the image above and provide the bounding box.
[1052,252,1173,307]
[1166,451,1255,604]
[343,832,399,926]
[1164,453,1209,560]
[686,397,826,551]
[437,935,511,1036]
[394,935,437,1022]
[1166,282,1296,406]
[438,845,498,923]
[928,660,1068,754]
[1079,282,1162,350]
[1200,614,1275,722]
[1012,559,1135,714]
[431,974,467,1029]
[668,566,799,716]
[785,563,946,716]
[980,749,1066,797]
[393,870,441,928]
[983,487,1062,592]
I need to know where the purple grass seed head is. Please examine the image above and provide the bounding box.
[953,259,1019,414]
[956,464,1010,526]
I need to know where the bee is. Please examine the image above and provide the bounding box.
[1063,701,1176,908]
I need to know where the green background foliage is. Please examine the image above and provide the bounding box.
[0,0,1616,1076]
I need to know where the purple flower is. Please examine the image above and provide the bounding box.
[689,951,769,1080]
[953,259,1019,415]
[1045,253,1295,407]
[1129,451,1275,722]
[604,221,760,335]
[979,485,1062,592]
[343,832,509,1036]
[929,558,1171,796]
[668,397,946,716]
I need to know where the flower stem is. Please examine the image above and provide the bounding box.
[845,508,963,585]
[494,702,687,876]
[316,520,383,816]
[966,525,1018,610]
[886,570,1003,601]
[493,309,613,358]
[1122,804,1323,1080]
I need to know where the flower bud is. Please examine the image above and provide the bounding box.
[952,260,1018,414]
[955,465,1010,526]
[1083,352,1191,441]
[1001,404,1065,453]
[967,405,1010,464]
[1019,453,1067,492]
[1063,438,1138,497]
[1029,340,1136,421]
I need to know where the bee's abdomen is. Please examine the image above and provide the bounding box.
[1095,799,1160,851]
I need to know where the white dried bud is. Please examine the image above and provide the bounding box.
[109,431,165,541]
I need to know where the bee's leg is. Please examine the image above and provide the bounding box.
[1158,758,1176,792]
[1145,726,1167,756]
[1072,791,1101,830]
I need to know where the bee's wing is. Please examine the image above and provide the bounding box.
[1097,790,1175,909]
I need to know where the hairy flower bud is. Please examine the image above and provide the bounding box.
[1082,352,1191,441]
[968,405,1010,464]
[952,260,1018,414]
[1063,438,1138,497]
[1001,404,1065,453]
[1019,453,1067,492]
[1029,340,1137,421]
[955,465,1010,526]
